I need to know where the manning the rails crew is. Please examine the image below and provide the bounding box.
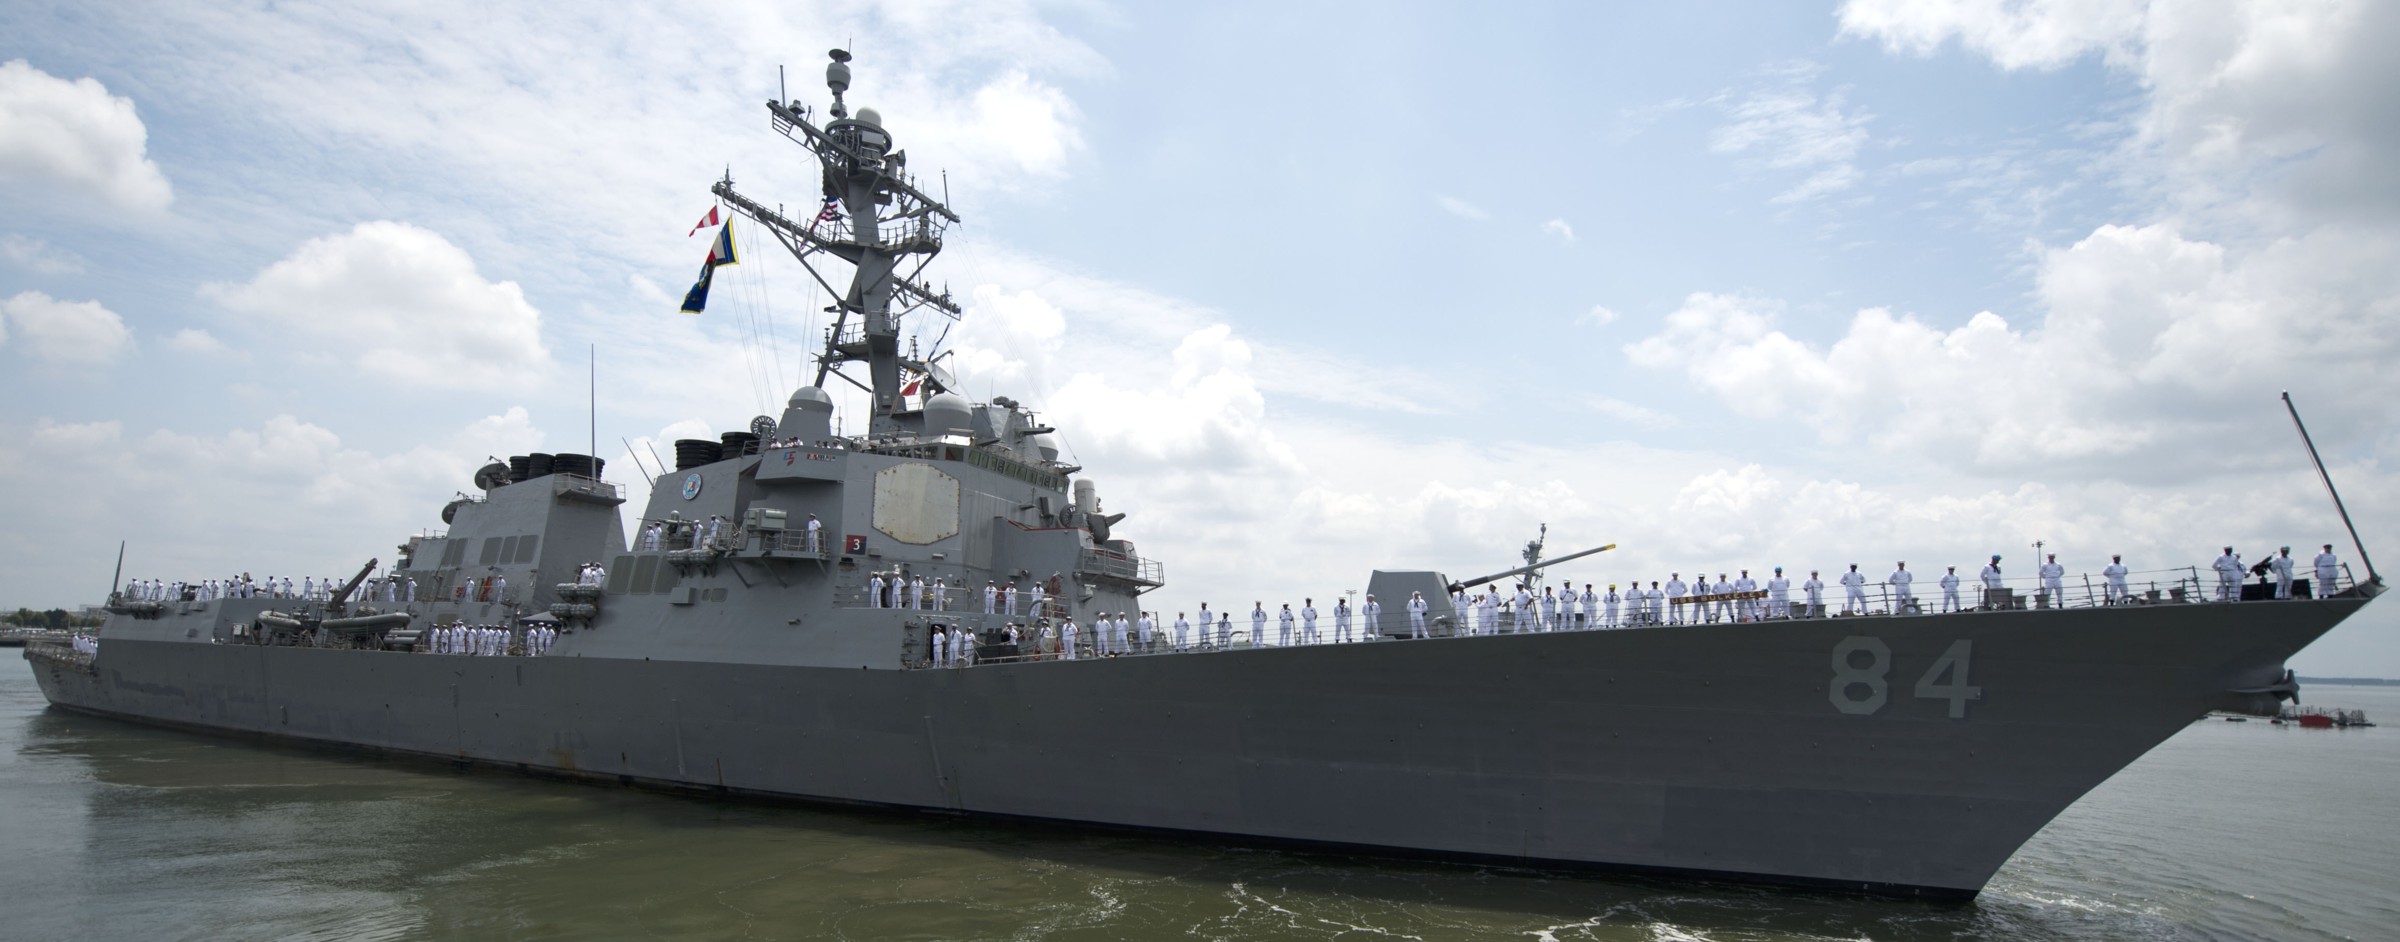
[104,543,2352,667]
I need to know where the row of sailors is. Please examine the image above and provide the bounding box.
[70,634,99,656]
[123,575,423,604]
[640,514,830,554]
[127,576,318,601]
[425,624,557,656]
[924,544,2356,667]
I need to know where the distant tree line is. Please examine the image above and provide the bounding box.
[3,608,105,629]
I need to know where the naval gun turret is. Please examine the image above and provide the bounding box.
[1361,543,1616,638]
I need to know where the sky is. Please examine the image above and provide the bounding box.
[2,0,2395,674]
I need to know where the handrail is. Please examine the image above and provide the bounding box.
[907,560,2360,669]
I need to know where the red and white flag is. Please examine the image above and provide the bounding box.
[687,206,721,236]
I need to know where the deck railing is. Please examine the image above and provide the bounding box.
[903,562,2366,669]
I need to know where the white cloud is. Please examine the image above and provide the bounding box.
[1541,218,1576,242]
[1,290,131,363]
[1624,222,2400,475]
[1837,0,2148,70]
[0,233,83,274]
[0,59,173,212]
[1709,63,1874,204]
[1582,395,1673,429]
[947,69,1083,180]
[1434,195,1488,220]
[1578,304,1620,326]
[166,327,229,355]
[1,409,549,600]
[203,221,551,390]
[1840,0,2400,225]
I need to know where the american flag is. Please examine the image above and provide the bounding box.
[815,195,842,224]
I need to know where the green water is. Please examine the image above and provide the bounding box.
[5,662,2396,941]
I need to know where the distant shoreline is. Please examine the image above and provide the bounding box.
[2301,677,2400,686]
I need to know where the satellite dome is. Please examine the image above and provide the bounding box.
[1028,432,1061,462]
[923,392,971,438]
[854,106,882,126]
[788,386,835,412]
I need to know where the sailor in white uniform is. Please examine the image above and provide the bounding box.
[1601,584,1621,628]
[906,575,924,610]
[1250,602,1268,646]
[1060,619,1080,660]
[1839,565,1867,616]
[931,578,947,611]
[2315,544,2341,597]
[2103,555,2130,604]
[1028,580,1046,619]
[1579,584,1597,630]
[804,514,822,553]
[1939,566,1962,612]
[1888,563,1913,614]
[1664,575,1688,625]
[869,573,886,608]
[1217,613,1234,646]
[1733,570,1758,621]
[1512,585,1534,632]
[1332,598,1351,643]
[1196,603,1215,647]
[1003,583,1019,616]
[1538,587,1557,632]
[1301,600,1318,645]
[1277,603,1295,647]
[1765,568,1791,619]
[1406,592,1430,638]
[1137,611,1156,652]
[2038,554,2067,608]
[983,581,997,614]
[2269,547,2295,599]
[1979,556,2005,608]
[933,627,950,666]
[1709,573,1734,623]
[1173,612,1191,651]
[958,628,977,666]
[2212,547,2243,602]
[1361,595,1381,641]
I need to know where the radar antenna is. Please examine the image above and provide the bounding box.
[711,49,964,436]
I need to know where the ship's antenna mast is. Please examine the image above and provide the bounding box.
[710,48,963,437]
[108,539,125,603]
[2282,391,2376,582]
[1521,524,1548,591]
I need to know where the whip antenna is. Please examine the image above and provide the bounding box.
[2282,391,2375,582]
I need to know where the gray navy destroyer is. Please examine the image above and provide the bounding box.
[26,51,2387,899]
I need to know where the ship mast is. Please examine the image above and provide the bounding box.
[712,49,963,437]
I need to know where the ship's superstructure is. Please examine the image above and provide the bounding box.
[24,51,2385,899]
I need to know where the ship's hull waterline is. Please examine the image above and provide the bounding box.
[28,594,2359,898]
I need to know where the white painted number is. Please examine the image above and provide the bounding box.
[1828,636,1983,718]
[1912,639,1983,719]
[1828,636,1890,715]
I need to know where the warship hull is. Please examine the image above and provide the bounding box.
[26,594,2363,897]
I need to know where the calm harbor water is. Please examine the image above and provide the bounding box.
[3,660,2395,942]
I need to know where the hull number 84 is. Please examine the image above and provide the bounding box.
[1830,636,1981,718]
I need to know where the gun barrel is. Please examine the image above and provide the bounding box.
[330,557,382,607]
[1452,543,1617,590]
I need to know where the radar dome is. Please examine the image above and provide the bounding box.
[778,385,836,441]
[788,386,835,412]
[855,106,882,126]
[923,392,971,438]
[1028,432,1062,462]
